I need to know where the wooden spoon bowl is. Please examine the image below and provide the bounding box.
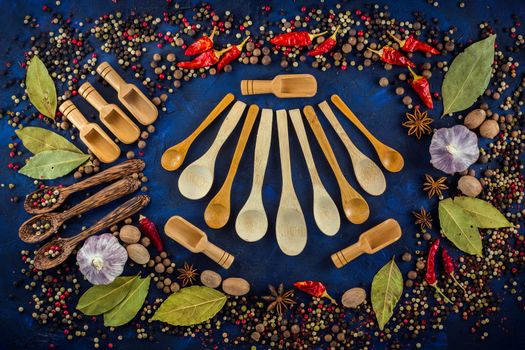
[18,213,60,244]
[381,149,405,173]
[24,186,67,214]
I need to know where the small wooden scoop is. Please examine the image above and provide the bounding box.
[97,62,158,125]
[23,159,145,214]
[240,74,317,98]
[33,195,150,270]
[59,100,121,163]
[161,93,235,171]
[79,82,140,144]
[164,216,234,269]
[19,177,141,243]
[331,218,402,268]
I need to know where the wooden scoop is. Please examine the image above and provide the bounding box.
[97,62,158,125]
[331,95,404,173]
[178,101,246,200]
[79,82,140,144]
[33,195,150,270]
[303,105,369,225]
[240,74,317,98]
[205,104,259,229]
[164,216,234,269]
[59,100,121,164]
[331,218,402,268]
[23,159,145,214]
[19,177,141,243]
[161,93,235,171]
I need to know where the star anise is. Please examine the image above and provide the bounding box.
[423,174,448,199]
[402,107,433,140]
[177,262,198,287]
[262,283,296,315]
[413,207,432,230]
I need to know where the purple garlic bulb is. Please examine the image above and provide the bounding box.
[429,125,479,175]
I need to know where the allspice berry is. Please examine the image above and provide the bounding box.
[464,109,486,129]
[458,175,483,197]
[479,119,499,138]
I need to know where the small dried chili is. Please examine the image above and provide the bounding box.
[138,215,163,252]
[368,46,416,68]
[177,47,232,69]
[270,30,327,47]
[425,239,452,304]
[185,27,217,56]
[307,25,340,56]
[217,36,250,72]
[388,32,440,55]
[294,281,336,304]
[408,67,434,109]
[441,248,467,293]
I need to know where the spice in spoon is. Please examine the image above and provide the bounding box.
[367,46,416,67]
[217,36,250,72]
[294,280,336,304]
[408,67,433,109]
[43,245,62,259]
[185,27,217,56]
[270,30,328,47]
[177,47,233,69]
[28,187,60,210]
[307,25,340,56]
[31,219,52,236]
[388,32,440,55]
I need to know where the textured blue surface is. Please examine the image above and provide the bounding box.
[0,0,524,349]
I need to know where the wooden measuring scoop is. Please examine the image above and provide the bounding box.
[240,74,317,98]
[178,101,246,200]
[164,216,234,269]
[59,100,121,164]
[331,95,404,173]
[97,62,158,125]
[23,159,145,214]
[331,219,402,268]
[19,177,141,243]
[33,195,150,270]
[205,104,259,229]
[303,105,369,225]
[79,82,140,144]
[161,93,235,171]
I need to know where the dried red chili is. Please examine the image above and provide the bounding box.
[177,47,232,69]
[138,215,163,252]
[185,27,217,56]
[441,248,467,293]
[307,25,340,56]
[388,32,440,55]
[368,46,416,67]
[408,67,434,109]
[294,281,336,304]
[425,239,452,303]
[217,36,250,72]
[270,30,327,47]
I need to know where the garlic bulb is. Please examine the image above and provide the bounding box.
[77,233,128,285]
[429,125,479,175]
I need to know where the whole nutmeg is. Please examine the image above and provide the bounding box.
[222,277,250,296]
[479,119,499,138]
[119,225,141,244]
[464,109,486,129]
[458,175,483,197]
[200,270,222,289]
[126,243,150,265]
[341,287,366,308]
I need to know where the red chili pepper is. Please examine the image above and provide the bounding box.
[185,27,217,56]
[177,47,232,69]
[270,30,327,47]
[217,36,250,72]
[307,25,340,56]
[425,239,452,303]
[441,248,467,293]
[408,67,434,109]
[368,46,416,67]
[138,215,163,252]
[388,32,440,55]
[293,281,336,304]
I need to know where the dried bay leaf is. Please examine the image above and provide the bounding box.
[26,56,57,119]
[439,198,482,256]
[19,150,90,180]
[16,126,83,154]
[453,197,512,229]
[442,35,496,116]
[77,276,138,316]
[151,286,227,326]
[104,276,150,327]
[371,258,403,330]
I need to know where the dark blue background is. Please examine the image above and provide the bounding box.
[1,0,524,349]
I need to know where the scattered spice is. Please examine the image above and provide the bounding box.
[184,27,217,56]
[307,26,340,56]
[388,32,440,54]
[177,262,198,287]
[423,174,448,199]
[262,283,296,315]
[367,46,416,67]
[294,281,336,304]
[425,239,452,303]
[270,30,327,47]
[441,248,467,293]
[177,48,231,69]
[408,67,434,109]
[413,207,433,230]
[402,107,433,139]
[217,36,250,72]
[138,215,163,252]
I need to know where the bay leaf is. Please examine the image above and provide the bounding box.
[16,126,83,154]
[439,198,482,256]
[371,258,403,330]
[77,276,139,316]
[453,197,512,229]
[441,34,496,116]
[104,276,150,327]
[26,56,57,119]
[151,286,227,326]
[19,150,90,180]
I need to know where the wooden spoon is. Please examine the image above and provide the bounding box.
[275,109,307,256]
[19,177,141,243]
[318,101,386,196]
[205,104,259,229]
[164,216,234,269]
[23,159,145,214]
[331,94,405,172]
[178,101,247,200]
[235,108,273,242]
[240,74,317,98]
[331,218,402,268]
[303,105,370,225]
[289,109,340,236]
[33,195,150,270]
[161,93,235,171]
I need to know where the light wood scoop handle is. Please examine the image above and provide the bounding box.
[97,61,127,91]
[59,100,89,128]
[203,242,235,269]
[240,80,273,95]
[330,94,378,143]
[331,244,363,268]
[79,82,108,111]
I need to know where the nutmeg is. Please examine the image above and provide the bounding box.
[119,225,141,244]
[126,243,150,265]
[479,119,499,138]
[458,175,483,197]
[464,109,486,129]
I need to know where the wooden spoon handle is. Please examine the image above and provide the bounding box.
[240,80,273,95]
[97,62,126,92]
[203,242,235,269]
[251,108,273,193]
[79,82,108,111]
[318,101,361,160]
[276,110,294,191]
[206,101,247,158]
[331,243,364,268]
